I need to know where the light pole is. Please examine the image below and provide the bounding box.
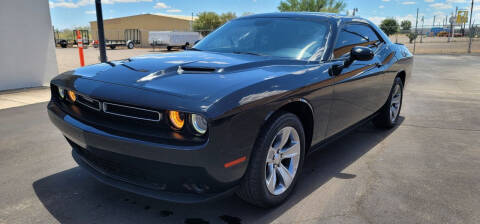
[468,0,475,53]
[414,8,419,54]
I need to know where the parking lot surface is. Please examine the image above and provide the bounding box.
[1,55,479,224]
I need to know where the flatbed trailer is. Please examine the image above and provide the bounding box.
[93,29,141,49]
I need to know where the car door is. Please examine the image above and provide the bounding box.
[326,23,387,137]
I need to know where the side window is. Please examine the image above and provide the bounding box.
[333,24,382,59]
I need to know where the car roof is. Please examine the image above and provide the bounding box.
[241,12,367,23]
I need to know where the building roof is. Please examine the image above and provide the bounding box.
[90,13,195,24]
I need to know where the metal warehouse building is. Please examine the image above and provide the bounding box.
[90,14,193,48]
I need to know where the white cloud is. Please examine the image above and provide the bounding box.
[166,9,181,13]
[379,5,385,8]
[367,16,386,25]
[446,0,467,3]
[153,2,169,9]
[402,1,417,5]
[429,2,453,9]
[103,0,152,4]
[424,0,434,2]
[381,0,391,2]
[49,0,151,8]
[85,10,96,14]
[49,0,91,8]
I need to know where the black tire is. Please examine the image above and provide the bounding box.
[127,42,134,49]
[59,40,67,48]
[167,46,172,51]
[109,45,116,50]
[236,112,305,208]
[373,77,403,129]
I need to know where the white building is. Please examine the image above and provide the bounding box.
[0,0,58,91]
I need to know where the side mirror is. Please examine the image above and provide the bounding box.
[344,46,374,67]
[351,46,374,61]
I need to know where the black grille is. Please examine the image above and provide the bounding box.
[102,102,162,122]
[77,94,101,111]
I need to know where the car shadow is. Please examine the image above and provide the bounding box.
[33,118,403,224]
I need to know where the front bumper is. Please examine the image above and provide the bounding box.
[48,101,248,203]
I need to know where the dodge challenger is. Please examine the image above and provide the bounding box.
[48,13,413,207]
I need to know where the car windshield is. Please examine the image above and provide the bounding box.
[194,18,329,60]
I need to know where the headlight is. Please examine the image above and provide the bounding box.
[57,87,65,99]
[169,110,185,129]
[67,90,76,102]
[191,114,207,135]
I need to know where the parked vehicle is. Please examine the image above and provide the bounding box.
[48,13,413,207]
[56,39,68,48]
[93,29,140,49]
[149,31,201,50]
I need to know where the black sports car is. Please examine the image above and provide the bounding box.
[48,13,413,207]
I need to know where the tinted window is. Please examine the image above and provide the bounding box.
[194,18,329,60]
[333,24,382,58]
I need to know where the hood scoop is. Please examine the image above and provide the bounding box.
[177,66,216,74]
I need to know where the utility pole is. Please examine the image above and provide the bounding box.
[451,7,458,41]
[468,0,475,53]
[414,8,419,54]
[95,0,107,63]
[420,16,425,43]
[433,15,436,27]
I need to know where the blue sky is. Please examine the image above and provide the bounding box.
[49,0,479,29]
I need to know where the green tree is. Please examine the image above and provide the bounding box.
[278,0,346,13]
[220,12,237,24]
[380,18,399,36]
[400,20,412,31]
[193,12,222,35]
[407,32,418,43]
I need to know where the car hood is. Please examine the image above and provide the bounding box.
[71,51,307,103]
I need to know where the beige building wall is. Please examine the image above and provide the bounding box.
[90,14,192,47]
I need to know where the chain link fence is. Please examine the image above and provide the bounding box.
[385,24,480,54]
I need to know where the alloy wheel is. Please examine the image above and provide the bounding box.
[390,83,402,122]
[265,126,301,195]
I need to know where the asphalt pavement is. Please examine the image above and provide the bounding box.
[1,55,479,224]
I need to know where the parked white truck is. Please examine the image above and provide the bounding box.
[149,31,201,51]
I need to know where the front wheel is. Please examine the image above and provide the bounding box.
[236,112,305,208]
[127,42,134,49]
[373,77,403,128]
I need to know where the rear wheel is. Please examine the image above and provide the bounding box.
[373,77,403,128]
[167,46,172,51]
[236,112,305,208]
[127,42,134,49]
[109,45,116,50]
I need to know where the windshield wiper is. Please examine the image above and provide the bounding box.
[232,51,265,56]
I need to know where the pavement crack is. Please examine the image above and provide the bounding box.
[402,124,480,132]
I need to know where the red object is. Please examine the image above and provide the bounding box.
[224,156,247,168]
[76,30,85,67]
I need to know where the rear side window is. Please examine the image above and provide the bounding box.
[333,23,382,58]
